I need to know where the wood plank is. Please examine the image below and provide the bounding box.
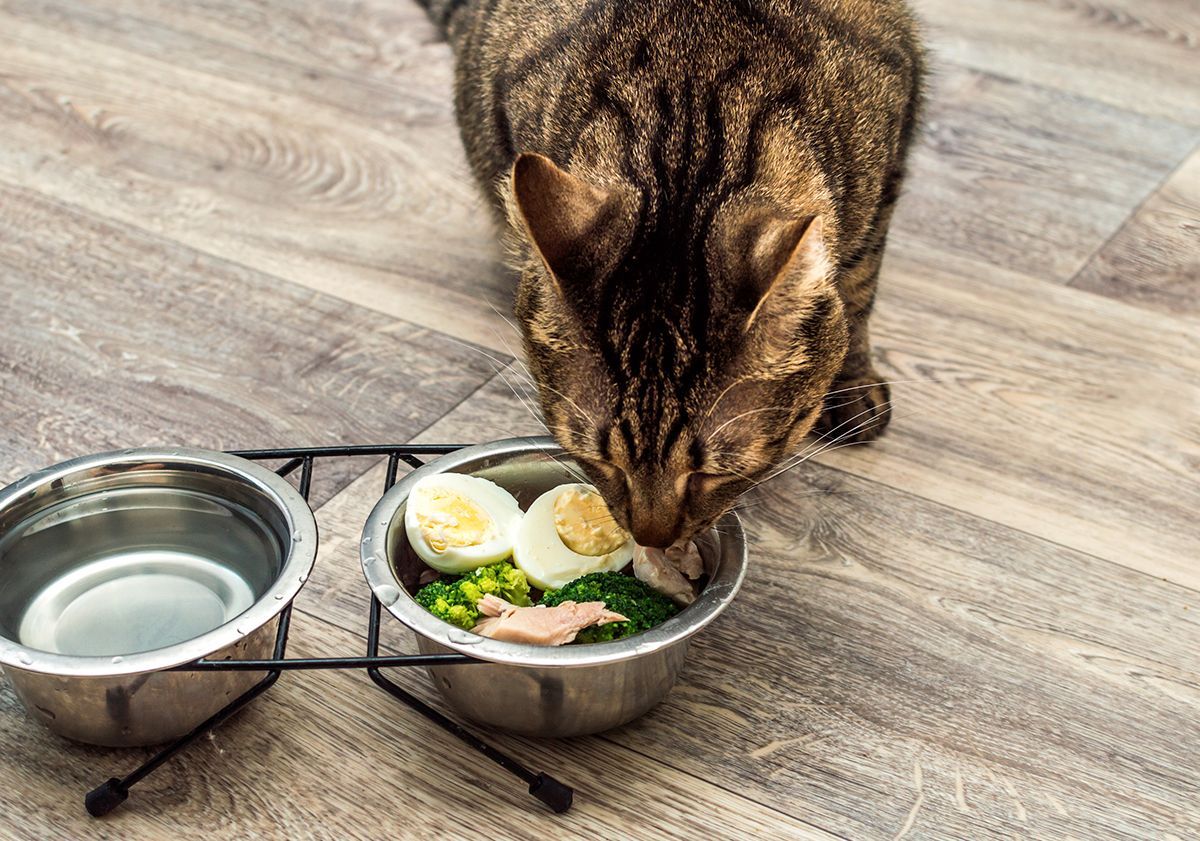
[911,0,1200,125]
[1070,147,1200,318]
[0,612,838,840]
[826,244,1200,587]
[295,379,1200,839]
[0,13,520,355]
[0,183,499,505]
[892,65,1197,281]
[2,0,453,126]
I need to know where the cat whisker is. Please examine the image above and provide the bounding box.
[699,375,759,424]
[764,405,922,484]
[822,378,921,399]
[493,364,549,428]
[485,303,601,436]
[704,405,794,444]
[760,405,894,483]
[783,398,895,467]
[437,335,552,434]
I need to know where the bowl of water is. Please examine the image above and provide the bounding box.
[0,448,316,746]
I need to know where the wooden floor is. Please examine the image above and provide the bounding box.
[0,0,1196,838]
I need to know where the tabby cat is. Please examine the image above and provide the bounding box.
[417,0,923,547]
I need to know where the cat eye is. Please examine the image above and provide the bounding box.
[687,471,737,497]
[576,455,629,490]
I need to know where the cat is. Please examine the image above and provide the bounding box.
[417,0,923,547]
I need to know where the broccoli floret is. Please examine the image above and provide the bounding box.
[413,579,479,629]
[540,572,679,643]
[414,561,532,629]
[458,561,533,607]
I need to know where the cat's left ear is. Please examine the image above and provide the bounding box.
[734,214,834,332]
[510,153,633,292]
[715,208,847,373]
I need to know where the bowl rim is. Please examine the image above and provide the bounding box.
[0,447,318,677]
[360,436,748,669]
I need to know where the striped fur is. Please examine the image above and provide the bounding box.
[421,0,923,546]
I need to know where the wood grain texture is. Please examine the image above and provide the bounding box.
[891,66,1197,282]
[0,9,520,355]
[0,184,499,505]
[828,244,1200,588]
[0,0,1197,837]
[1070,147,1200,317]
[3,0,453,125]
[0,613,837,841]
[911,0,1200,125]
[294,380,1200,839]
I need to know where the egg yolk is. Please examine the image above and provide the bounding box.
[413,488,496,553]
[552,487,629,556]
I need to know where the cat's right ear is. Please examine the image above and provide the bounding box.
[510,153,631,291]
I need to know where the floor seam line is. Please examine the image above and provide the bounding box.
[1064,138,1200,289]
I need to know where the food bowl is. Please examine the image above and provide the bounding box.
[360,437,747,737]
[0,448,317,747]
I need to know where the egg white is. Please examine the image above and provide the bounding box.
[404,473,522,573]
[511,483,635,590]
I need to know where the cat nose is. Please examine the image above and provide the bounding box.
[629,510,679,549]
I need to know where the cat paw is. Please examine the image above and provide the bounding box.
[814,379,892,444]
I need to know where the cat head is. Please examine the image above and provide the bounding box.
[507,153,848,547]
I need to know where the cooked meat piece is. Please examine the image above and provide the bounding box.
[471,595,627,645]
[632,545,696,606]
[471,615,502,636]
[665,540,703,580]
[477,593,512,618]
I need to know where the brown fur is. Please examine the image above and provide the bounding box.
[419,0,923,546]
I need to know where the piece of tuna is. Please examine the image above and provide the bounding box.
[666,539,704,580]
[632,545,696,606]
[472,594,627,646]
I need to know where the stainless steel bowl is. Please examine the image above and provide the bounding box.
[0,448,317,746]
[361,437,747,737]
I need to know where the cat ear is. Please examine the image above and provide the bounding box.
[510,152,630,288]
[739,214,832,332]
[719,211,846,376]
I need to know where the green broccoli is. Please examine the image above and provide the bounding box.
[457,561,532,608]
[414,561,532,629]
[540,572,679,643]
[413,579,478,629]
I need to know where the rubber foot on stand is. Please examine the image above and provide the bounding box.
[529,772,573,813]
[85,778,129,817]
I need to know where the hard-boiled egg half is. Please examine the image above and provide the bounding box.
[404,473,522,573]
[512,483,635,590]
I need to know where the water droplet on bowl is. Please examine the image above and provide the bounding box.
[361,536,373,544]
[291,532,303,543]
[122,449,135,456]
[298,574,307,584]
[111,656,124,664]
[236,628,244,635]
[274,593,284,600]
[17,653,32,666]
[447,630,482,646]
[376,585,400,606]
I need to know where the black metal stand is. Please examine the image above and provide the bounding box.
[85,444,573,817]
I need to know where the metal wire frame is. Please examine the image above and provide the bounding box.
[85,445,572,817]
